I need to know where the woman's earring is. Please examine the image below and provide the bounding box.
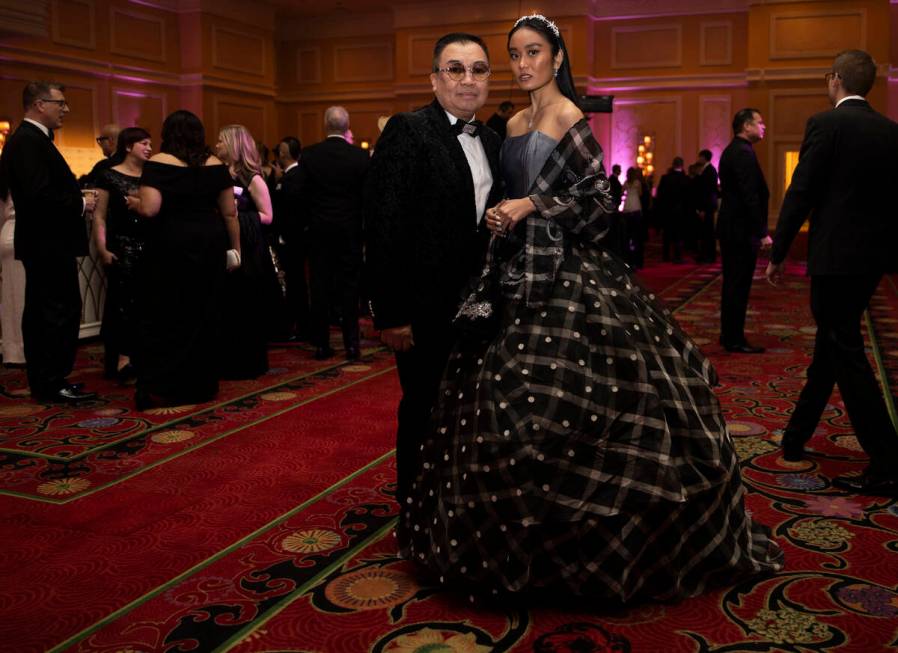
[553,68,559,78]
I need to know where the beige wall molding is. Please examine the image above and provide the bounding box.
[768,7,867,61]
[610,24,682,69]
[591,0,747,20]
[51,0,95,50]
[700,20,733,66]
[590,72,747,91]
[109,6,168,63]
[0,0,49,37]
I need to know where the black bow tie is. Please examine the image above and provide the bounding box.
[451,119,481,137]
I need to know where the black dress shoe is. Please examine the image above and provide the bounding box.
[832,472,898,497]
[39,386,97,403]
[314,347,335,360]
[723,343,766,354]
[781,437,806,462]
[116,364,136,385]
[345,347,361,361]
[66,382,85,391]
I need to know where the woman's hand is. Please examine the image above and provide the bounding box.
[98,249,118,266]
[494,197,536,230]
[124,194,140,212]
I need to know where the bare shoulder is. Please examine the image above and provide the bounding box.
[506,109,530,138]
[204,155,223,166]
[149,152,186,166]
[555,101,585,133]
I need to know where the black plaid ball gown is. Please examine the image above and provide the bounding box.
[400,122,783,602]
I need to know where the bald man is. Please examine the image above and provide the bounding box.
[82,123,121,186]
[295,106,370,360]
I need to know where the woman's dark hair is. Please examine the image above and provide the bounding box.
[278,136,302,161]
[508,15,579,108]
[114,127,151,160]
[160,110,209,167]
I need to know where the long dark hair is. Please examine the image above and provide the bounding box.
[160,110,209,167]
[508,15,579,108]
[114,126,151,160]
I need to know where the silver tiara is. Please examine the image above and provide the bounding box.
[514,14,560,38]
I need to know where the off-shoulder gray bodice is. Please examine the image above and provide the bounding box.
[500,131,559,199]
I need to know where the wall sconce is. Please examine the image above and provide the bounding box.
[637,134,654,178]
[360,140,370,150]
[0,120,10,159]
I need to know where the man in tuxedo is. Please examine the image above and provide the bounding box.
[0,81,97,402]
[766,50,898,495]
[717,109,772,354]
[272,136,310,342]
[298,107,369,361]
[485,100,514,141]
[82,123,121,186]
[366,32,502,510]
[656,156,689,263]
[695,149,719,263]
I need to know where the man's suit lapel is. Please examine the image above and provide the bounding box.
[426,101,477,224]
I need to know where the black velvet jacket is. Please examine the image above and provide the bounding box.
[365,100,503,330]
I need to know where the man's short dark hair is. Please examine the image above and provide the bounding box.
[432,33,489,71]
[833,49,877,96]
[698,149,713,162]
[498,101,514,112]
[23,81,65,110]
[731,108,760,136]
[279,136,301,161]
[672,156,684,168]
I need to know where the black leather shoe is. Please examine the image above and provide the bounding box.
[832,472,898,497]
[781,436,806,462]
[723,343,765,354]
[66,382,85,391]
[345,347,361,361]
[40,386,97,403]
[314,347,335,360]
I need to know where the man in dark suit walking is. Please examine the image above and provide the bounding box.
[766,50,898,496]
[717,109,772,354]
[366,32,502,512]
[695,149,720,263]
[656,156,689,263]
[298,107,370,361]
[273,136,310,342]
[0,81,97,402]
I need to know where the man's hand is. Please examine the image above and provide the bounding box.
[760,234,773,253]
[381,325,414,352]
[98,249,117,266]
[766,260,785,286]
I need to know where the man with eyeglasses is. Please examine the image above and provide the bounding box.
[0,81,98,403]
[365,32,503,520]
[81,123,121,186]
[766,50,898,496]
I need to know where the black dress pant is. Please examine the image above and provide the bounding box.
[785,274,898,474]
[22,256,81,396]
[282,238,311,338]
[393,321,454,507]
[697,211,717,262]
[719,238,759,346]
[308,224,361,352]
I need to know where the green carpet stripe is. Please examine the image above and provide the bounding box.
[47,450,397,653]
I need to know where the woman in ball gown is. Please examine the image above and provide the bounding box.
[93,127,152,383]
[401,14,783,603]
[215,124,278,379]
[135,110,240,409]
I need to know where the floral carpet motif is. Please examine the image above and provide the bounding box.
[8,260,898,652]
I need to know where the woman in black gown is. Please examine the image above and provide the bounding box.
[215,124,278,379]
[93,127,152,382]
[401,15,783,603]
[135,111,240,409]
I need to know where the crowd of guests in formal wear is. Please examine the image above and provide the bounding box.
[1,25,896,607]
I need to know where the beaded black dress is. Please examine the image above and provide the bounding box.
[400,123,784,602]
[96,168,147,374]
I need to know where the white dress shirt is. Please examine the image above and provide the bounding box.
[445,111,492,224]
[836,95,866,108]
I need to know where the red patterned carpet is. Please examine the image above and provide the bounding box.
[1,255,897,652]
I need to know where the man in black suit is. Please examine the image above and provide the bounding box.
[766,50,898,495]
[656,156,689,263]
[272,136,310,342]
[298,107,369,360]
[717,109,772,354]
[0,81,97,402]
[81,123,121,187]
[695,149,720,263]
[366,32,503,510]
[485,100,514,141]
